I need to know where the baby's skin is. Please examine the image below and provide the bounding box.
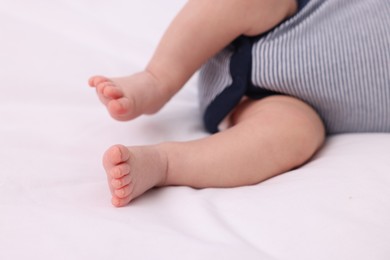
[89,73,170,206]
[89,0,325,207]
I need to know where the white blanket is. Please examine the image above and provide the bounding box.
[1,1,390,259]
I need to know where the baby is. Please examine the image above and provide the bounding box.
[89,0,390,207]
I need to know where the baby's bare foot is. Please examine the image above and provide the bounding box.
[103,144,168,207]
[88,72,167,121]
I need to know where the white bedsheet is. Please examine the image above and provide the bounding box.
[1,1,390,259]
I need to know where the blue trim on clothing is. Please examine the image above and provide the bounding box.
[203,0,311,133]
[203,37,252,134]
[297,0,310,10]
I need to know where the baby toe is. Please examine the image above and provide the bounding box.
[112,176,132,190]
[109,98,127,112]
[112,195,132,207]
[114,184,134,199]
[107,97,136,119]
[96,82,113,96]
[103,145,130,169]
[110,164,131,181]
[88,75,109,87]
[103,85,123,99]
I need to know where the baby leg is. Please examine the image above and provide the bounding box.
[89,0,297,121]
[104,96,325,206]
[162,96,325,188]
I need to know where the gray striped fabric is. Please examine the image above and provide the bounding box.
[198,47,233,116]
[198,0,390,134]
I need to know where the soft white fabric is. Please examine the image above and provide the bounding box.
[1,1,390,259]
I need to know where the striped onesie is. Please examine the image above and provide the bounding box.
[198,0,390,134]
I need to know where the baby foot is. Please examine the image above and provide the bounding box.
[88,72,167,121]
[103,144,168,207]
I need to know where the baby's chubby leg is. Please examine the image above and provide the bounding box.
[93,0,301,206]
[89,0,297,121]
[160,96,325,188]
[106,96,325,207]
